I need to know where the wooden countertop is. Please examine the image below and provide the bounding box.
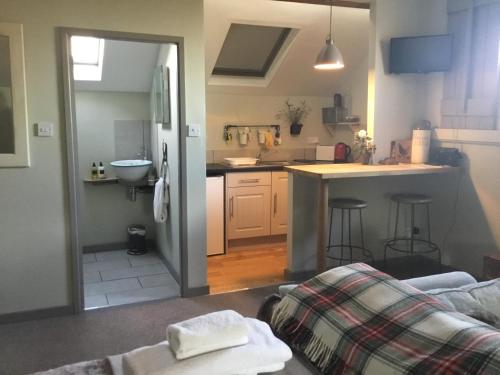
[284,163,456,179]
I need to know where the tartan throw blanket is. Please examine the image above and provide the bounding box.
[271,263,500,374]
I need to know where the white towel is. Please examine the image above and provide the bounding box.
[153,176,169,223]
[121,318,292,375]
[167,310,249,360]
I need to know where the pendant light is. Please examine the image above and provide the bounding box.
[314,3,344,70]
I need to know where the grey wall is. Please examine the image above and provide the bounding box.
[75,91,155,247]
[0,0,205,316]
[151,44,181,280]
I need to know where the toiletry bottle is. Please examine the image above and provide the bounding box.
[91,162,98,180]
[98,162,106,179]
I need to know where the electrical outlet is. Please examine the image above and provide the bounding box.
[188,124,201,137]
[35,122,54,137]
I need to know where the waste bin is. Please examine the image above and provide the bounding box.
[127,224,147,255]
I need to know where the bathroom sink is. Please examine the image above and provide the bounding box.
[110,160,152,182]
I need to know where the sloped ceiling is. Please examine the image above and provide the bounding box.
[75,39,160,93]
[205,0,370,96]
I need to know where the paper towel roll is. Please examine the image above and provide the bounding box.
[411,129,431,163]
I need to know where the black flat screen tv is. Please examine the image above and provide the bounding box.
[389,34,452,74]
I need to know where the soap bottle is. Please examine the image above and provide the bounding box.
[91,162,98,180]
[98,162,106,179]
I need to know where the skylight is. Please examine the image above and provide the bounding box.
[212,24,292,78]
[71,36,105,81]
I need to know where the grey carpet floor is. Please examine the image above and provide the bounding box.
[0,286,311,375]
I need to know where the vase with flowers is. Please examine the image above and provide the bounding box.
[275,99,311,136]
[354,129,376,165]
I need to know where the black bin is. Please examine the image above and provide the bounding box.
[127,224,147,255]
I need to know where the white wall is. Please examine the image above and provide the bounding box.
[75,91,155,247]
[206,95,356,152]
[368,0,447,159]
[0,0,205,315]
[152,44,182,280]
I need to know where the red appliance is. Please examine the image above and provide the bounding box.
[334,142,351,163]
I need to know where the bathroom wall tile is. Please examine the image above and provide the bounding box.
[84,277,142,297]
[139,273,177,288]
[83,259,131,273]
[83,253,97,264]
[84,294,108,309]
[114,120,151,160]
[83,270,101,284]
[100,263,168,281]
[106,285,179,306]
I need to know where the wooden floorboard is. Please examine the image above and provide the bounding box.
[207,242,287,294]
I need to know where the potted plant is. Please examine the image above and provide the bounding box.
[354,129,376,165]
[275,99,311,135]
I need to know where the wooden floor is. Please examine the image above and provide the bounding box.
[207,241,287,294]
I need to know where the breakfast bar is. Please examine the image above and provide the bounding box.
[284,163,456,275]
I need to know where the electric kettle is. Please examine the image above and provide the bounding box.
[334,142,351,163]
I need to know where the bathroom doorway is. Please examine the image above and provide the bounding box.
[60,29,187,312]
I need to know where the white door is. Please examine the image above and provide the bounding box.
[271,171,288,235]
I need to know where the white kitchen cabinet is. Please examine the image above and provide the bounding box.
[225,171,288,240]
[271,171,288,235]
[227,185,271,240]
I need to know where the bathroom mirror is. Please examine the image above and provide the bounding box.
[153,65,170,127]
[0,22,29,167]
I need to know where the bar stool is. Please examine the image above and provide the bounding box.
[326,198,373,266]
[384,193,441,273]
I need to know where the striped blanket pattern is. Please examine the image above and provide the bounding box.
[271,263,500,374]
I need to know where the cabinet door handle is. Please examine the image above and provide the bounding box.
[273,193,278,216]
[230,197,234,218]
[238,178,259,184]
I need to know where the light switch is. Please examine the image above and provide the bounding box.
[188,124,201,137]
[35,122,54,137]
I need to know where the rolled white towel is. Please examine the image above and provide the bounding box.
[167,310,249,360]
[121,318,292,375]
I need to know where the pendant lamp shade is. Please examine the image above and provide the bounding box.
[314,4,344,70]
[314,38,344,70]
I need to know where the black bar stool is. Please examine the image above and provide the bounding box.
[384,193,441,273]
[326,198,373,267]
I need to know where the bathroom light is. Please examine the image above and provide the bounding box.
[314,4,344,70]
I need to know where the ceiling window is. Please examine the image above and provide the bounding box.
[212,24,292,78]
[71,36,105,81]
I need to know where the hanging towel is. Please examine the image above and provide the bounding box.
[153,174,169,223]
[167,310,249,360]
[264,132,274,149]
[120,318,292,375]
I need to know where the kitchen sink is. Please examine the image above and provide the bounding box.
[257,160,291,166]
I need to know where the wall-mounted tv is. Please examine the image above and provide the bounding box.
[389,34,452,74]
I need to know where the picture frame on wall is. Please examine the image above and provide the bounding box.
[153,65,170,127]
[0,22,30,167]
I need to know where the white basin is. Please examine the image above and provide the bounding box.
[110,160,152,182]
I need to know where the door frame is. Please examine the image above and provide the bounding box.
[58,27,189,313]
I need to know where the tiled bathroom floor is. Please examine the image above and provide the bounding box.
[83,250,179,309]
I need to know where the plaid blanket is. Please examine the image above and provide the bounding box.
[271,263,500,374]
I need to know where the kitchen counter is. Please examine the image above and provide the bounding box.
[285,162,458,275]
[206,162,285,175]
[206,160,337,176]
[284,163,455,179]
